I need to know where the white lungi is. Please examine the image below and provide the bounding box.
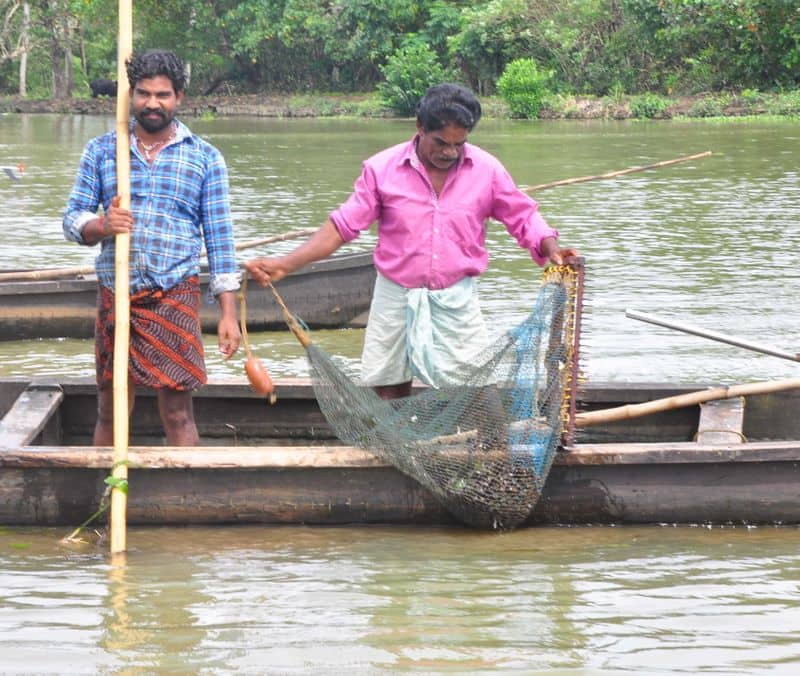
[360,273,490,388]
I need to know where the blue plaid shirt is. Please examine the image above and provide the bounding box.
[63,119,239,300]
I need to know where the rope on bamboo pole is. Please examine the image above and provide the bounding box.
[519,151,713,193]
[110,0,132,555]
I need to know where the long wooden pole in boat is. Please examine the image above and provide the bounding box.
[576,377,800,427]
[519,151,712,193]
[626,308,800,362]
[0,228,320,283]
[110,0,132,555]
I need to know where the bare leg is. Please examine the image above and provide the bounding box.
[374,381,412,400]
[157,388,200,446]
[94,378,135,446]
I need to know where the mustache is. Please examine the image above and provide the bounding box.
[142,109,166,117]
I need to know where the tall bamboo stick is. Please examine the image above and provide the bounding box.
[110,0,132,555]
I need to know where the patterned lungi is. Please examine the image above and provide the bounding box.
[95,276,207,390]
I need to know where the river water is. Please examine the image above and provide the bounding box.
[1,114,799,673]
[1,114,799,383]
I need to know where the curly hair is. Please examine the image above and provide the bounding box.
[125,49,187,93]
[415,83,482,132]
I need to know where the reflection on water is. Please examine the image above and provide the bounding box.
[1,115,798,384]
[2,525,800,673]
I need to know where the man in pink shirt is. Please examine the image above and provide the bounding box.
[246,83,577,399]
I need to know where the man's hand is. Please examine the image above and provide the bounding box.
[548,246,580,266]
[218,315,241,360]
[104,195,133,236]
[540,236,580,266]
[216,291,241,360]
[244,257,289,286]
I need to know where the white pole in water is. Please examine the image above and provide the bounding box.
[625,309,800,363]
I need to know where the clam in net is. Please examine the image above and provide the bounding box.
[268,263,583,529]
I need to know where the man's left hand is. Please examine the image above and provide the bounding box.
[548,246,580,266]
[540,236,580,266]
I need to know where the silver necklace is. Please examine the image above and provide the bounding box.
[136,125,176,161]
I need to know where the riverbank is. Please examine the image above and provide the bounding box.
[1,90,798,119]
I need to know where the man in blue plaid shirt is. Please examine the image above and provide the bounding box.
[63,49,240,446]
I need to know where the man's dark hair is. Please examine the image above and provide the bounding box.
[126,49,187,93]
[415,83,482,132]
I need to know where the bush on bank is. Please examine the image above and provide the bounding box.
[1,89,799,120]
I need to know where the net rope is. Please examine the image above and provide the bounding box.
[268,264,582,529]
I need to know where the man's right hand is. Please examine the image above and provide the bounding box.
[104,195,133,236]
[244,257,289,286]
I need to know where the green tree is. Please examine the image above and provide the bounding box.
[378,40,451,115]
[496,57,552,117]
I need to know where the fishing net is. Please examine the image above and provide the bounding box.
[267,263,584,530]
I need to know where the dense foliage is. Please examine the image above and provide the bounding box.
[1,0,798,109]
[496,58,552,118]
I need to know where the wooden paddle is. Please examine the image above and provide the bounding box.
[0,228,319,283]
[110,0,132,555]
[519,151,712,193]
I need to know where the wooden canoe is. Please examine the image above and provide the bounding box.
[1,376,800,527]
[0,250,375,341]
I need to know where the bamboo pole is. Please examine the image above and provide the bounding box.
[519,151,713,193]
[576,378,800,427]
[0,228,320,283]
[110,0,132,555]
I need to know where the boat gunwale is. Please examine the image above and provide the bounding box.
[3,440,799,469]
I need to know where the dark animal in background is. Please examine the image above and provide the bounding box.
[90,79,117,98]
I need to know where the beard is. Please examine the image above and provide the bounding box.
[135,108,173,134]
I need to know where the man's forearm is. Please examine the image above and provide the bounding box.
[216,290,238,321]
[281,219,345,273]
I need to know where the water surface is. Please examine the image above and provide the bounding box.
[1,114,799,673]
[2,524,800,674]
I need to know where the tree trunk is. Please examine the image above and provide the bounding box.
[64,12,72,97]
[19,2,29,97]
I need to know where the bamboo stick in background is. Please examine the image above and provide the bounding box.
[519,150,713,193]
[0,228,321,283]
[576,378,800,427]
[110,0,132,556]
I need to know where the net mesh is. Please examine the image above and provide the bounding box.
[272,264,582,529]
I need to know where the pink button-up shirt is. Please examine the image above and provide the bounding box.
[330,136,557,290]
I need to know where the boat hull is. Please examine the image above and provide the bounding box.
[0,250,375,340]
[2,378,800,527]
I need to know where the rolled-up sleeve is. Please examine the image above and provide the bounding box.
[491,165,558,266]
[63,141,103,245]
[200,149,239,300]
[329,163,382,242]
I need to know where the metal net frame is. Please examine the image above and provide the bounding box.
[268,263,583,529]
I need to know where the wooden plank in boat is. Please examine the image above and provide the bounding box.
[0,384,64,447]
[561,440,800,465]
[696,397,745,444]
